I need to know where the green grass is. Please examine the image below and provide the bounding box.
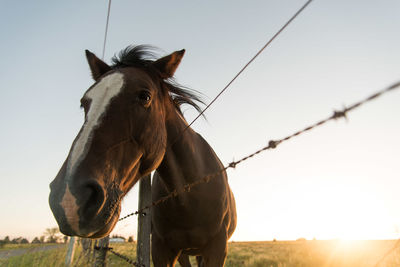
[0,244,54,251]
[0,240,399,266]
[0,243,137,267]
[0,245,67,267]
[224,240,400,267]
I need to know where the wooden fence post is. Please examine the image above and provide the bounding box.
[137,174,152,267]
[65,236,76,266]
[94,235,110,267]
[92,240,98,263]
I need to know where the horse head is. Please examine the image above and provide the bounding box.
[49,46,187,238]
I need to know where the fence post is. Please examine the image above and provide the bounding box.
[94,235,110,267]
[65,236,76,266]
[92,240,98,263]
[137,174,152,267]
[81,238,93,262]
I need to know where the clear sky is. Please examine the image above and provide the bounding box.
[0,0,399,241]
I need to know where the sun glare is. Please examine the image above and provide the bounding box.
[233,173,399,242]
[255,177,400,242]
[300,180,396,241]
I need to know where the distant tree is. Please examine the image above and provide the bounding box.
[296,238,306,242]
[11,237,28,244]
[111,234,126,241]
[273,238,277,242]
[0,236,10,247]
[44,227,61,243]
[47,236,57,243]
[128,236,134,243]
[39,236,45,243]
[32,237,41,244]
[11,238,20,244]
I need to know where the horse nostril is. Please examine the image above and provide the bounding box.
[81,181,105,220]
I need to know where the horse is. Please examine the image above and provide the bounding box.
[49,45,237,266]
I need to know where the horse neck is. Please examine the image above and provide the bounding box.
[156,109,203,192]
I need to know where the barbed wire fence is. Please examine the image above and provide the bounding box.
[374,238,400,267]
[94,246,143,267]
[105,81,400,265]
[63,0,400,265]
[119,80,400,221]
[81,1,318,265]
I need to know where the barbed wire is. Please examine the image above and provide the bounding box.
[169,0,314,147]
[118,80,400,221]
[96,1,400,265]
[373,238,400,267]
[94,246,143,266]
[101,0,112,60]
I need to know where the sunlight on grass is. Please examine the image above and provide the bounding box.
[0,240,399,266]
[0,245,67,267]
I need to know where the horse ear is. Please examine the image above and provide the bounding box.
[85,50,112,80]
[153,49,185,79]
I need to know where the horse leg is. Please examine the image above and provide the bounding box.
[196,256,204,267]
[177,254,192,267]
[152,234,180,267]
[200,229,228,267]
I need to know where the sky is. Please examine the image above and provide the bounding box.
[0,0,399,242]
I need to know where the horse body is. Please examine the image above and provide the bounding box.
[49,45,236,267]
[152,109,236,266]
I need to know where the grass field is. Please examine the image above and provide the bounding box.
[0,240,399,266]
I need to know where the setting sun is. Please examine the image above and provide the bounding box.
[296,182,396,241]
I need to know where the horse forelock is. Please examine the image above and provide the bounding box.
[111,45,205,116]
[66,72,125,177]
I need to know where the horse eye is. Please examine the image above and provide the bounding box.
[137,90,151,105]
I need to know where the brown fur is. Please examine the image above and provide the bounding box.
[49,46,237,266]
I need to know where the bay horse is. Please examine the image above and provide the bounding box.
[49,45,236,266]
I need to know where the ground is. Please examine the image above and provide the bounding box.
[0,240,399,266]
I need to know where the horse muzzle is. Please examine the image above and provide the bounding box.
[49,170,122,238]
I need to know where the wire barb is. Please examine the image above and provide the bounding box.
[332,107,348,120]
[184,184,191,192]
[229,161,237,169]
[268,140,278,149]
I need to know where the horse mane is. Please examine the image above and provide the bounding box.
[111,45,204,115]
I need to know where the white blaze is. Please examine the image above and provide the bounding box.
[67,72,125,176]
